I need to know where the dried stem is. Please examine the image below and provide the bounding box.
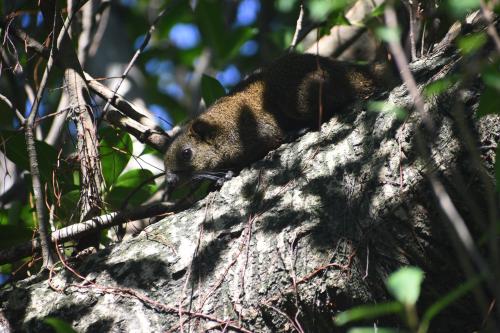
[290,2,305,50]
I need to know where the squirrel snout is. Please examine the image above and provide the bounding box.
[165,171,180,188]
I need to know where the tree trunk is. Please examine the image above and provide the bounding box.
[0,47,497,333]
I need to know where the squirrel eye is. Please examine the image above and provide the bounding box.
[181,148,192,161]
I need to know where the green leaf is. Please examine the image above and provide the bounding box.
[58,190,82,222]
[227,27,258,60]
[368,3,386,19]
[424,76,457,97]
[0,225,33,250]
[276,0,299,12]
[0,130,57,182]
[0,263,12,274]
[478,87,500,117]
[335,301,403,326]
[44,318,78,333]
[420,276,482,333]
[99,127,133,188]
[19,204,36,229]
[106,169,157,208]
[457,32,487,55]
[201,74,226,107]
[194,0,227,58]
[140,145,162,157]
[348,328,400,333]
[375,26,401,43]
[157,1,193,39]
[445,0,480,18]
[368,101,407,120]
[0,210,7,225]
[308,0,351,22]
[6,201,23,226]
[482,63,500,90]
[386,266,424,306]
[329,12,351,26]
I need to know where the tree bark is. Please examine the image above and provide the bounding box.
[0,47,497,332]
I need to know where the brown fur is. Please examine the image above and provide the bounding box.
[164,53,392,186]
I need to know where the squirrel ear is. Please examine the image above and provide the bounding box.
[190,119,217,141]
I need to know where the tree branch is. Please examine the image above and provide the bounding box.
[23,2,66,270]
[4,21,170,152]
[0,202,179,265]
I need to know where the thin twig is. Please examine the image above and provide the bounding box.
[384,1,430,130]
[5,24,169,150]
[24,1,65,269]
[261,302,303,333]
[50,237,254,333]
[383,0,500,326]
[101,5,170,115]
[290,2,305,50]
[479,0,500,53]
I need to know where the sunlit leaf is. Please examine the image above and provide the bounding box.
[457,33,487,55]
[276,0,299,12]
[424,76,458,97]
[308,0,350,22]
[368,3,386,18]
[329,12,351,26]
[0,210,7,225]
[140,145,162,157]
[386,266,424,306]
[335,301,403,326]
[19,204,36,229]
[99,127,133,188]
[376,27,401,43]
[368,101,407,120]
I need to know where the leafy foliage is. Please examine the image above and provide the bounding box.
[336,267,483,333]
[0,2,499,331]
[201,74,227,107]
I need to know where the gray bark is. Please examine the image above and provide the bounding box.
[0,48,497,332]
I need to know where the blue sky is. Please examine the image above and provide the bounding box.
[149,0,261,129]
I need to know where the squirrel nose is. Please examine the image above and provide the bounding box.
[165,172,179,187]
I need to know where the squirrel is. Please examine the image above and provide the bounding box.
[164,53,394,188]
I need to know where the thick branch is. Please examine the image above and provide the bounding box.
[40,3,103,252]
[0,202,178,265]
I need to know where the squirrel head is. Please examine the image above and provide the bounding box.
[163,117,223,187]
